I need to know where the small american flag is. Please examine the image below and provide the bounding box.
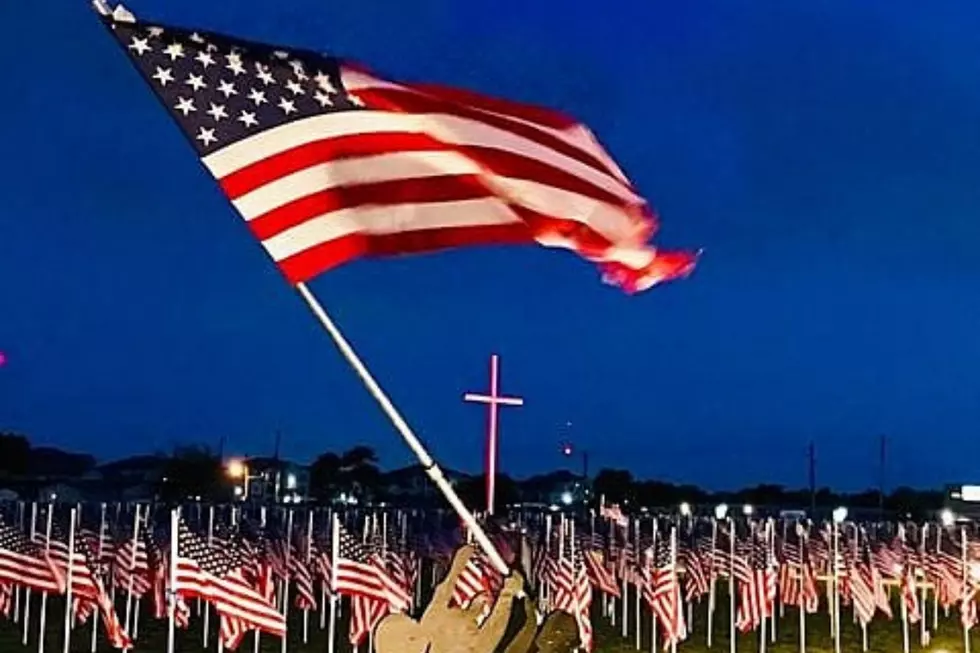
[0,522,64,595]
[100,6,696,293]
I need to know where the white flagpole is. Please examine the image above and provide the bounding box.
[769,518,776,643]
[303,509,313,644]
[759,521,769,653]
[123,504,141,652]
[296,283,508,574]
[90,502,107,653]
[729,517,735,653]
[832,521,841,653]
[798,526,806,653]
[14,500,24,625]
[38,503,54,653]
[281,508,294,653]
[635,518,641,650]
[963,526,971,653]
[203,504,214,648]
[62,507,77,653]
[327,512,339,653]
[651,520,658,653]
[255,505,268,653]
[708,517,717,648]
[934,524,941,631]
[919,524,928,646]
[621,517,629,639]
[22,501,37,646]
[167,508,179,653]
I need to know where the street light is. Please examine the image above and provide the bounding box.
[679,502,692,517]
[286,473,297,490]
[560,491,574,506]
[226,458,258,501]
[742,504,754,516]
[714,503,728,520]
[940,508,955,527]
[832,506,848,524]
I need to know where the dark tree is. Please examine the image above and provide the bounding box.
[593,468,634,503]
[0,433,30,476]
[159,445,223,503]
[309,446,381,502]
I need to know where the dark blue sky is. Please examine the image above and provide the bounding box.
[3,1,980,491]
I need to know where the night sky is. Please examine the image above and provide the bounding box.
[3,1,980,491]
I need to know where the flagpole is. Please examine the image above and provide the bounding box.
[202,504,214,649]
[62,507,77,653]
[90,502,107,653]
[123,504,141,652]
[295,282,509,575]
[327,512,339,653]
[38,504,54,653]
[167,508,179,653]
[22,501,37,646]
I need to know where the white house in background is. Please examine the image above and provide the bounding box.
[38,483,83,504]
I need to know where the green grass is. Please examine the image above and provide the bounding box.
[0,589,973,652]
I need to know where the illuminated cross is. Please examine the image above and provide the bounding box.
[463,354,524,515]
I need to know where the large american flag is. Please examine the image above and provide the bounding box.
[100,5,696,292]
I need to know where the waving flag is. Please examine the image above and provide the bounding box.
[98,5,696,292]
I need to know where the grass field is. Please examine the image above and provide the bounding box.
[0,589,972,652]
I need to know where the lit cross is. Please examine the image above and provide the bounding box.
[463,354,523,515]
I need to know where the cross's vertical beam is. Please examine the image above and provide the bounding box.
[464,354,524,515]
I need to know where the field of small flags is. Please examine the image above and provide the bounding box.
[0,501,976,652]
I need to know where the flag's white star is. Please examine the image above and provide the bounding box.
[237,111,258,127]
[147,26,164,38]
[314,71,336,93]
[163,42,185,61]
[217,80,238,98]
[225,52,246,76]
[194,51,215,68]
[313,91,333,107]
[289,60,308,80]
[189,32,206,43]
[185,74,207,91]
[347,93,364,107]
[256,69,276,86]
[278,98,297,115]
[285,79,305,96]
[174,97,197,116]
[196,127,217,146]
[206,103,229,122]
[247,88,268,106]
[128,37,151,56]
[152,67,174,86]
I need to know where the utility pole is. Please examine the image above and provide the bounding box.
[808,441,816,516]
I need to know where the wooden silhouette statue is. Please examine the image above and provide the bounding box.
[374,545,580,653]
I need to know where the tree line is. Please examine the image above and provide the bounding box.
[0,433,949,516]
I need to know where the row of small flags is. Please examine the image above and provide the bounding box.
[0,501,976,652]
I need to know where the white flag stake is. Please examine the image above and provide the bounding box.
[919,523,928,646]
[769,518,776,643]
[14,500,24,625]
[281,508,294,653]
[707,517,717,648]
[38,503,54,653]
[651,520,658,653]
[831,521,841,653]
[255,506,268,653]
[296,283,508,574]
[759,521,769,653]
[621,516,628,638]
[327,512,340,653]
[122,504,141,652]
[62,507,77,653]
[303,509,314,644]
[90,502,107,653]
[934,524,941,631]
[798,524,806,653]
[671,525,680,653]
[728,518,735,653]
[167,507,179,653]
[22,501,37,646]
[202,504,214,648]
[634,517,641,650]
[962,526,971,653]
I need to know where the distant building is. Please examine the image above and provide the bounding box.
[381,465,470,504]
[240,457,310,504]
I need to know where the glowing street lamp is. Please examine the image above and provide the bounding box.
[226,458,258,500]
[940,508,955,527]
[832,506,848,524]
[714,503,729,520]
[679,502,692,517]
[560,491,574,506]
[742,504,754,516]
